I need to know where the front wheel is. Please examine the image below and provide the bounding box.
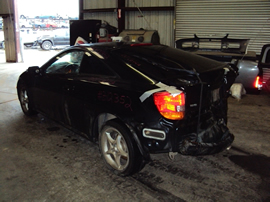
[18,84,37,116]
[41,41,52,50]
[99,120,145,176]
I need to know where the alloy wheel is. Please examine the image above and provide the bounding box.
[100,126,129,171]
[20,88,29,113]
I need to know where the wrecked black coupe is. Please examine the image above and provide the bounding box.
[17,42,237,176]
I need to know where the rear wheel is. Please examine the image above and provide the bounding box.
[18,84,37,116]
[41,41,52,50]
[99,120,145,176]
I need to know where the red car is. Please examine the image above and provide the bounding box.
[45,23,57,28]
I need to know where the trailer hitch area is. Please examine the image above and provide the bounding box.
[168,152,178,160]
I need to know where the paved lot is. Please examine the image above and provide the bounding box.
[0,49,270,201]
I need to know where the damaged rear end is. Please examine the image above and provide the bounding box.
[176,65,236,155]
[152,47,238,156]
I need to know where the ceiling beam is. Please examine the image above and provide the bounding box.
[81,6,174,13]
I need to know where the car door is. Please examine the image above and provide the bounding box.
[32,49,84,124]
[63,50,119,135]
[54,31,65,45]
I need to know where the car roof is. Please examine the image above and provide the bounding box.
[66,42,227,75]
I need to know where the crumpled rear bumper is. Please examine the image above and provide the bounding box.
[178,121,234,156]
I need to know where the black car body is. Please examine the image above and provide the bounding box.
[17,42,237,176]
[258,44,270,93]
[176,34,263,93]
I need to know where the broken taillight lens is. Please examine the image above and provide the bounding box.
[254,76,263,89]
[153,91,185,120]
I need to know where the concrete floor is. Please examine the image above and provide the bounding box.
[0,49,270,201]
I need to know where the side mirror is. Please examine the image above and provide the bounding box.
[27,66,40,74]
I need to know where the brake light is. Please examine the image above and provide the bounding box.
[153,91,185,120]
[254,76,263,89]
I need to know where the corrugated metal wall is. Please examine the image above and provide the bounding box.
[83,0,117,9]
[83,0,118,27]
[125,0,174,7]
[175,0,270,54]
[84,12,119,28]
[83,0,174,46]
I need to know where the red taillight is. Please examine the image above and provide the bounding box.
[254,76,263,89]
[153,91,185,120]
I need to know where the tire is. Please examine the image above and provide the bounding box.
[0,41,4,49]
[18,83,37,116]
[99,120,145,176]
[24,44,32,48]
[41,41,52,50]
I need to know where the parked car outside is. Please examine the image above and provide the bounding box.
[20,15,27,19]
[36,29,70,50]
[19,19,32,28]
[20,29,40,47]
[0,30,4,49]
[17,42,237,176]
[35,15,62,20]
[32,22,46,29]
[45,22,58,29]
[57,21,69,28]
[0,40,4,49]
[176,35,263,93]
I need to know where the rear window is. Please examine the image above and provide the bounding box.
[111,46,193,81]
[113,45,226,76]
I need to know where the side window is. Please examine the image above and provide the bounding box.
[79,52,116,76]
[45,50,84,74]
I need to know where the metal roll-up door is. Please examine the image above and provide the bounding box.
[175,0,270,54]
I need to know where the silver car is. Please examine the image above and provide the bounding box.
[36,29,70,50]
[176,34,263,93]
